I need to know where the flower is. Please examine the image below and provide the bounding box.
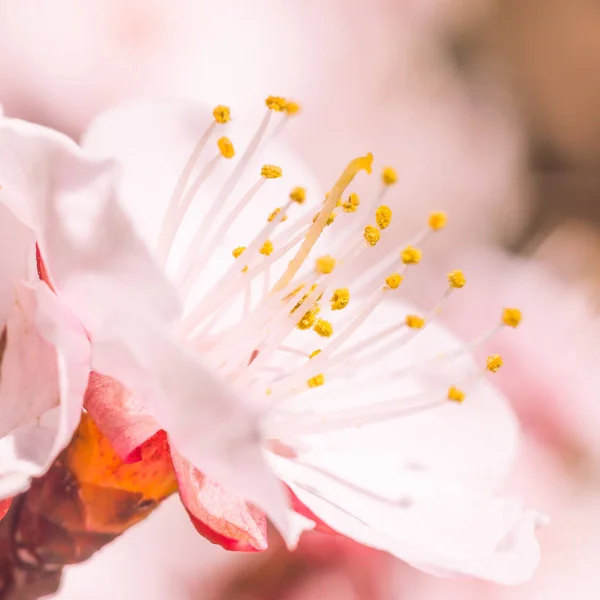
[0,98,543,583]
[0,112,91,504]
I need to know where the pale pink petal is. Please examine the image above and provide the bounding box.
[272,299,519,495]
[0,281,90,499]
[84,372,161,463]
[0,117,181,333]
[273,455,543,585]
[171,450,268,552]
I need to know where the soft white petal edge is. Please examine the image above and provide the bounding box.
[270,455,543,584]
[0,282,90,499]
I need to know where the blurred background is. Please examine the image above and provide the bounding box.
[2,0,599,598]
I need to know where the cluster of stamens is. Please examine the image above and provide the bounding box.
[155,95,522,439]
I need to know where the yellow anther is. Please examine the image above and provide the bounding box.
[213,105,231,124]
[309,349,321,359]
[330,288,350,311]
[297,308,319,330]
[289,186,306,204]
[307,374,325,388]
[285,100,301,116]
[428,211,448,231]
[342,192,360,212]
[448,269,466,289]
[375,205,392,230]
[217,136,235,159]
[291,285,318,313]
[382,166,398,186]
[385,273,404,289]
[261,164,283,179]
[486,354,504,373]
[314,319,333,337]
[405,314,425,329]
[259,240,274,256]
[313,211,336,226]
[364,225,381,246]
[232,246,246,259]
[265,96,287,112]
[447,386,465,403]
[268,207,282,222]
[502,308,522,328]
[315,255,336,275]
[401,246,422,265]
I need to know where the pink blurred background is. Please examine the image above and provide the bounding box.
[1,0,599,598]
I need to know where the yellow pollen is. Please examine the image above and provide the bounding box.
[486,354,504,373]
[261,164,283,179]
[330,288,350,310]
[428,211,448,231]
[259,240,274,256]
[265,96,287,111]
[268,207,282,222]
[217,136,235,159]
[342,192,360,212]
[314,319,333,337]
[307,374,325,388]
[382,166,398,186]
[213,105,231,124]
[502,308,522,328]
[289,186,306,204]
[364,225,381,246]
[309,349,321,359]
[375,205,392,229]
[405,314,425,329]
[385,273,404,289]
[447,386,465,403]
[401,246,422,264]
[297,308,319,330]
[313,211,336,226]
[315,255,336,274]
[448,269,466,289]
[232,246,246,259]
[285,100,301,115]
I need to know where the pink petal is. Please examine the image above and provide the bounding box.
[84,372,161,463]
[171,449,268,552]
[0,497,11,521]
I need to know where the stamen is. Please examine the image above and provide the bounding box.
[297,308,319,330]
[261,164,283,179]
[313,319,333,338]
[315,255,336,275]
[447,386,465,403]
[330,288,350,311]
[290,186,306,204]
[486,354,503,373]
[382,166,398,186]
[284,101,302,116]
[213,105,231,123]
[217,136,235,158]
[309,349,322,359]
[363,225,381,246]
[401,245,422,265]
[272,153,373,292]
[447,269,466,289]
[385,273,404,289]
[265,96,288,112]
[375,205,392,230]
[502,308,522,328]
[342,193,360,213]
[428,211,448,231]
[232,246,246,259]
[405,314,425,329]
[259,240,274,256]
[307,374,325,388]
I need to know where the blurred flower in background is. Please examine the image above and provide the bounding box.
[1,0,599,597]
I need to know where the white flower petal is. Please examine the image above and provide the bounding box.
[272,455,542,584]
[0,281,90,498]
[274,299,519,494]
[0,117,181,332]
